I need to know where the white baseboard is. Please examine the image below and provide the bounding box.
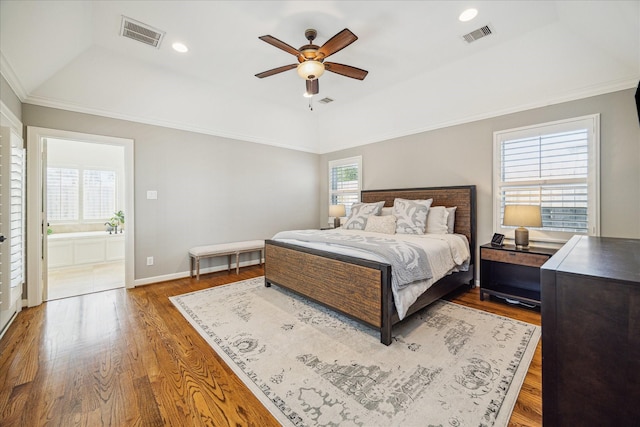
[133,259,263,287]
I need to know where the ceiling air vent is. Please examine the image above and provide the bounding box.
[120,16,165,48]
[318,97,334,104]
[462,25,493,43]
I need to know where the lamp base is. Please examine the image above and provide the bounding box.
[333,217,341,228]
[514,227,530,248]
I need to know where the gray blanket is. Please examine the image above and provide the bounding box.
[273,230,433,290]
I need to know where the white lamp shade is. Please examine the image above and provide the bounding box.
[329,204,346,217]
[297,60,325,80]
[503,205,542,227]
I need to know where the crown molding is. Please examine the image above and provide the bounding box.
[23,94,319,154]
[0,51,27,101]
[318,77,639,154]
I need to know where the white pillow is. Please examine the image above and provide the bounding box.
[343,201,385,230]
[446,206,457,233]
[364,215,397,234]
[393,198,433,234]
[426,206,450,234]
[380,207,394,216]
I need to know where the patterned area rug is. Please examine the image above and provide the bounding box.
[170,277,540,427]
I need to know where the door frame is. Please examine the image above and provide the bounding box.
[26,127,135,307]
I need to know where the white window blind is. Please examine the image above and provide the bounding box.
[47,167,79,221]
[494,115,599,242]
[9,147,25,289]
[83,170,116,220]
[329,156,362,216]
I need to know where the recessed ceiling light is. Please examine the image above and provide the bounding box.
[172,42,188,53]
[459,8,478,22]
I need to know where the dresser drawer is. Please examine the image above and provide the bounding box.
[481,247,550,268]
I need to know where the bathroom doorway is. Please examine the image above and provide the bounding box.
[46,138,126,300]
[26,127,135,306]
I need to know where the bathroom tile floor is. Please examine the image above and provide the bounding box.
[47,261,125,300]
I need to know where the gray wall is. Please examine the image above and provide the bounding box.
[320,89,640,251]
[20,88,640,282]
[23,104,320,280]
[1,74,22,121]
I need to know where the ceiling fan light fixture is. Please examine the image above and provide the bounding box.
[303,92,314,98]
[297,60,325,80]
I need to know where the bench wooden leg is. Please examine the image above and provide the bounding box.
[196,257,201,280]
[227,255,231,273]
[236,252,240,274]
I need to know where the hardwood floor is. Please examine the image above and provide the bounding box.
[0,266,541,426]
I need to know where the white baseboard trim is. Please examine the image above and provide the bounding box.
[133,259,263,287]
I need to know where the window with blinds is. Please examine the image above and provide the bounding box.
[329,156,362,217]
[47,167,117,222]
[494,114,600,242]
[47,167,79,221]
[83,170,116,219]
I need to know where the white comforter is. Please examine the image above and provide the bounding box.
[272,228,470,319]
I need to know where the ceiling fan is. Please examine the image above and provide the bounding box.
[255,28,368,97]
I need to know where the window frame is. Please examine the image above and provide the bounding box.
[493,114,600,244]
[328,156,362,220]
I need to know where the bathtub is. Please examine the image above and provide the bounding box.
[48,231,125,268]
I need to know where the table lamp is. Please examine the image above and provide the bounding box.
[329,204,346,228]
[503,204,542,248]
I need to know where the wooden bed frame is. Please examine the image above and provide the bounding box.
[264,185,476,345]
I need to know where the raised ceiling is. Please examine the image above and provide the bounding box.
[1,1,638,153]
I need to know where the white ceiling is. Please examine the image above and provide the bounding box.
[1,1,638,153]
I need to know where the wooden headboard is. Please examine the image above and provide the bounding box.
[361,185,477,265]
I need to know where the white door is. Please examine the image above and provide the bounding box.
[0,126,24,336]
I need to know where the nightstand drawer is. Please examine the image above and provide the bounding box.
[481,248,549,268]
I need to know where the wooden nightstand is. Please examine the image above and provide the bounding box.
[480,243,557,307]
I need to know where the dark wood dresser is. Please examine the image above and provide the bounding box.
[540,235,640,426]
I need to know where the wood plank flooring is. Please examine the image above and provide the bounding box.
[0,266,541,426]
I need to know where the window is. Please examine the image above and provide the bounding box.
[47,167,117,223]
[329,156,362,217]
[47,167,79,221]
[83,170,116,219]
[493,114,600,243]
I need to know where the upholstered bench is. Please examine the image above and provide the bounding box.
[189,240,264,280]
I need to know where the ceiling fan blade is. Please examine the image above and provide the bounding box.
[258,35,301,57]
[255,64,297,78]
[324,62,368,80]
[318,28,358,59]
[306,79,319,95]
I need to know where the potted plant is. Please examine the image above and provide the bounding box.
[106,210,124,234]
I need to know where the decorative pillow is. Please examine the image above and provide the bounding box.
[343,201,385,230]
[380,207,394,216]
[446,206,457,233]
[392,198,433,234]
[364,214,397,234]
[426,206,449,234]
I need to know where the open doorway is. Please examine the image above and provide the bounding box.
[46,138,125,300]
[27,127,134,307]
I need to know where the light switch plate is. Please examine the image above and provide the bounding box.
[147,190,157,200]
